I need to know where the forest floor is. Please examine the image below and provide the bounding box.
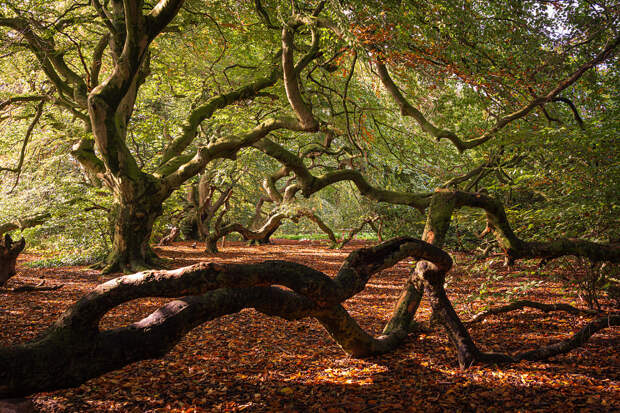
[1,240,619,412]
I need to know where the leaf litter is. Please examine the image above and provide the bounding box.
[1,240,618,412]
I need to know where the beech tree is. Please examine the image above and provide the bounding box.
[0,0,619,401]
[0,0,332,272]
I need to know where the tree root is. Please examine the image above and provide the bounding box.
[468,300,599,323]
[5,281,64,293]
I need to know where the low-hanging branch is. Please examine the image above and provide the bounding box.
[0,237,450,397]
[1,237,617,398]
[446,190,620,264]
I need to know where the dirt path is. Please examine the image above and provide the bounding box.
[1,240,618,412]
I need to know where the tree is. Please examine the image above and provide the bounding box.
[0,0,326,273]
[1,0,619,401]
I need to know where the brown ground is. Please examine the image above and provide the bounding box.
[1,240,618,412]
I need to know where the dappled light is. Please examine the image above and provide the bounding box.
[0,0,618,411]
[1,240,617,411]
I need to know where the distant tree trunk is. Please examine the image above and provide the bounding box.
[0,234,26,287]
[158,226,179,246]
[205,236,219,253]
[256,226,277,245]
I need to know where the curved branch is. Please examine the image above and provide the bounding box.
[157,62,281,168]
[282,20,319,131]
[253,138,432,211]
[469,300,598,323]
[211,207,338,248]
[552,97,584,128]
[0,237,449,397]
[254,0,278,29]
[0,101,44,190]
[452,190,620,264]
[0,14,87,106]
[160,117,306,193]
[376,35,619,152]
[70,138,107,179]
[0,95,46,111]
[147,0,185,40]
[89,33,110,88]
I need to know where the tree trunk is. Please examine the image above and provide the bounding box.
[0,235,26,287]
[205,235,219,253]
[259,227,277,244]
[102,198,163,274]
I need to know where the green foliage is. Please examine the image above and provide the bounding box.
[0,0,617,270]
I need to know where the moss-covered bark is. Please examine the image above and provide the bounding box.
[0,238,452,397]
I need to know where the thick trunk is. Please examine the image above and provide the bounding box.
[205,235,219,253]
[259,226,277,244]
[103,197,163,274]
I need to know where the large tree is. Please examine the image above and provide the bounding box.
[0,0,334,272]
[1,0,619,401]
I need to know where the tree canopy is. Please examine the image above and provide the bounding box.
[0,0,618,407]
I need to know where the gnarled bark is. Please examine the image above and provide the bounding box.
[0,237,450,397]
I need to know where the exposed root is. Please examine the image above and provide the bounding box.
[514,315,620,361]
[6,281,64,293]
[468,300,599,323]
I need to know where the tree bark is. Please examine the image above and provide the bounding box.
[0,234,25,287]
[103,195,164,274]
[0,237,451,397]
